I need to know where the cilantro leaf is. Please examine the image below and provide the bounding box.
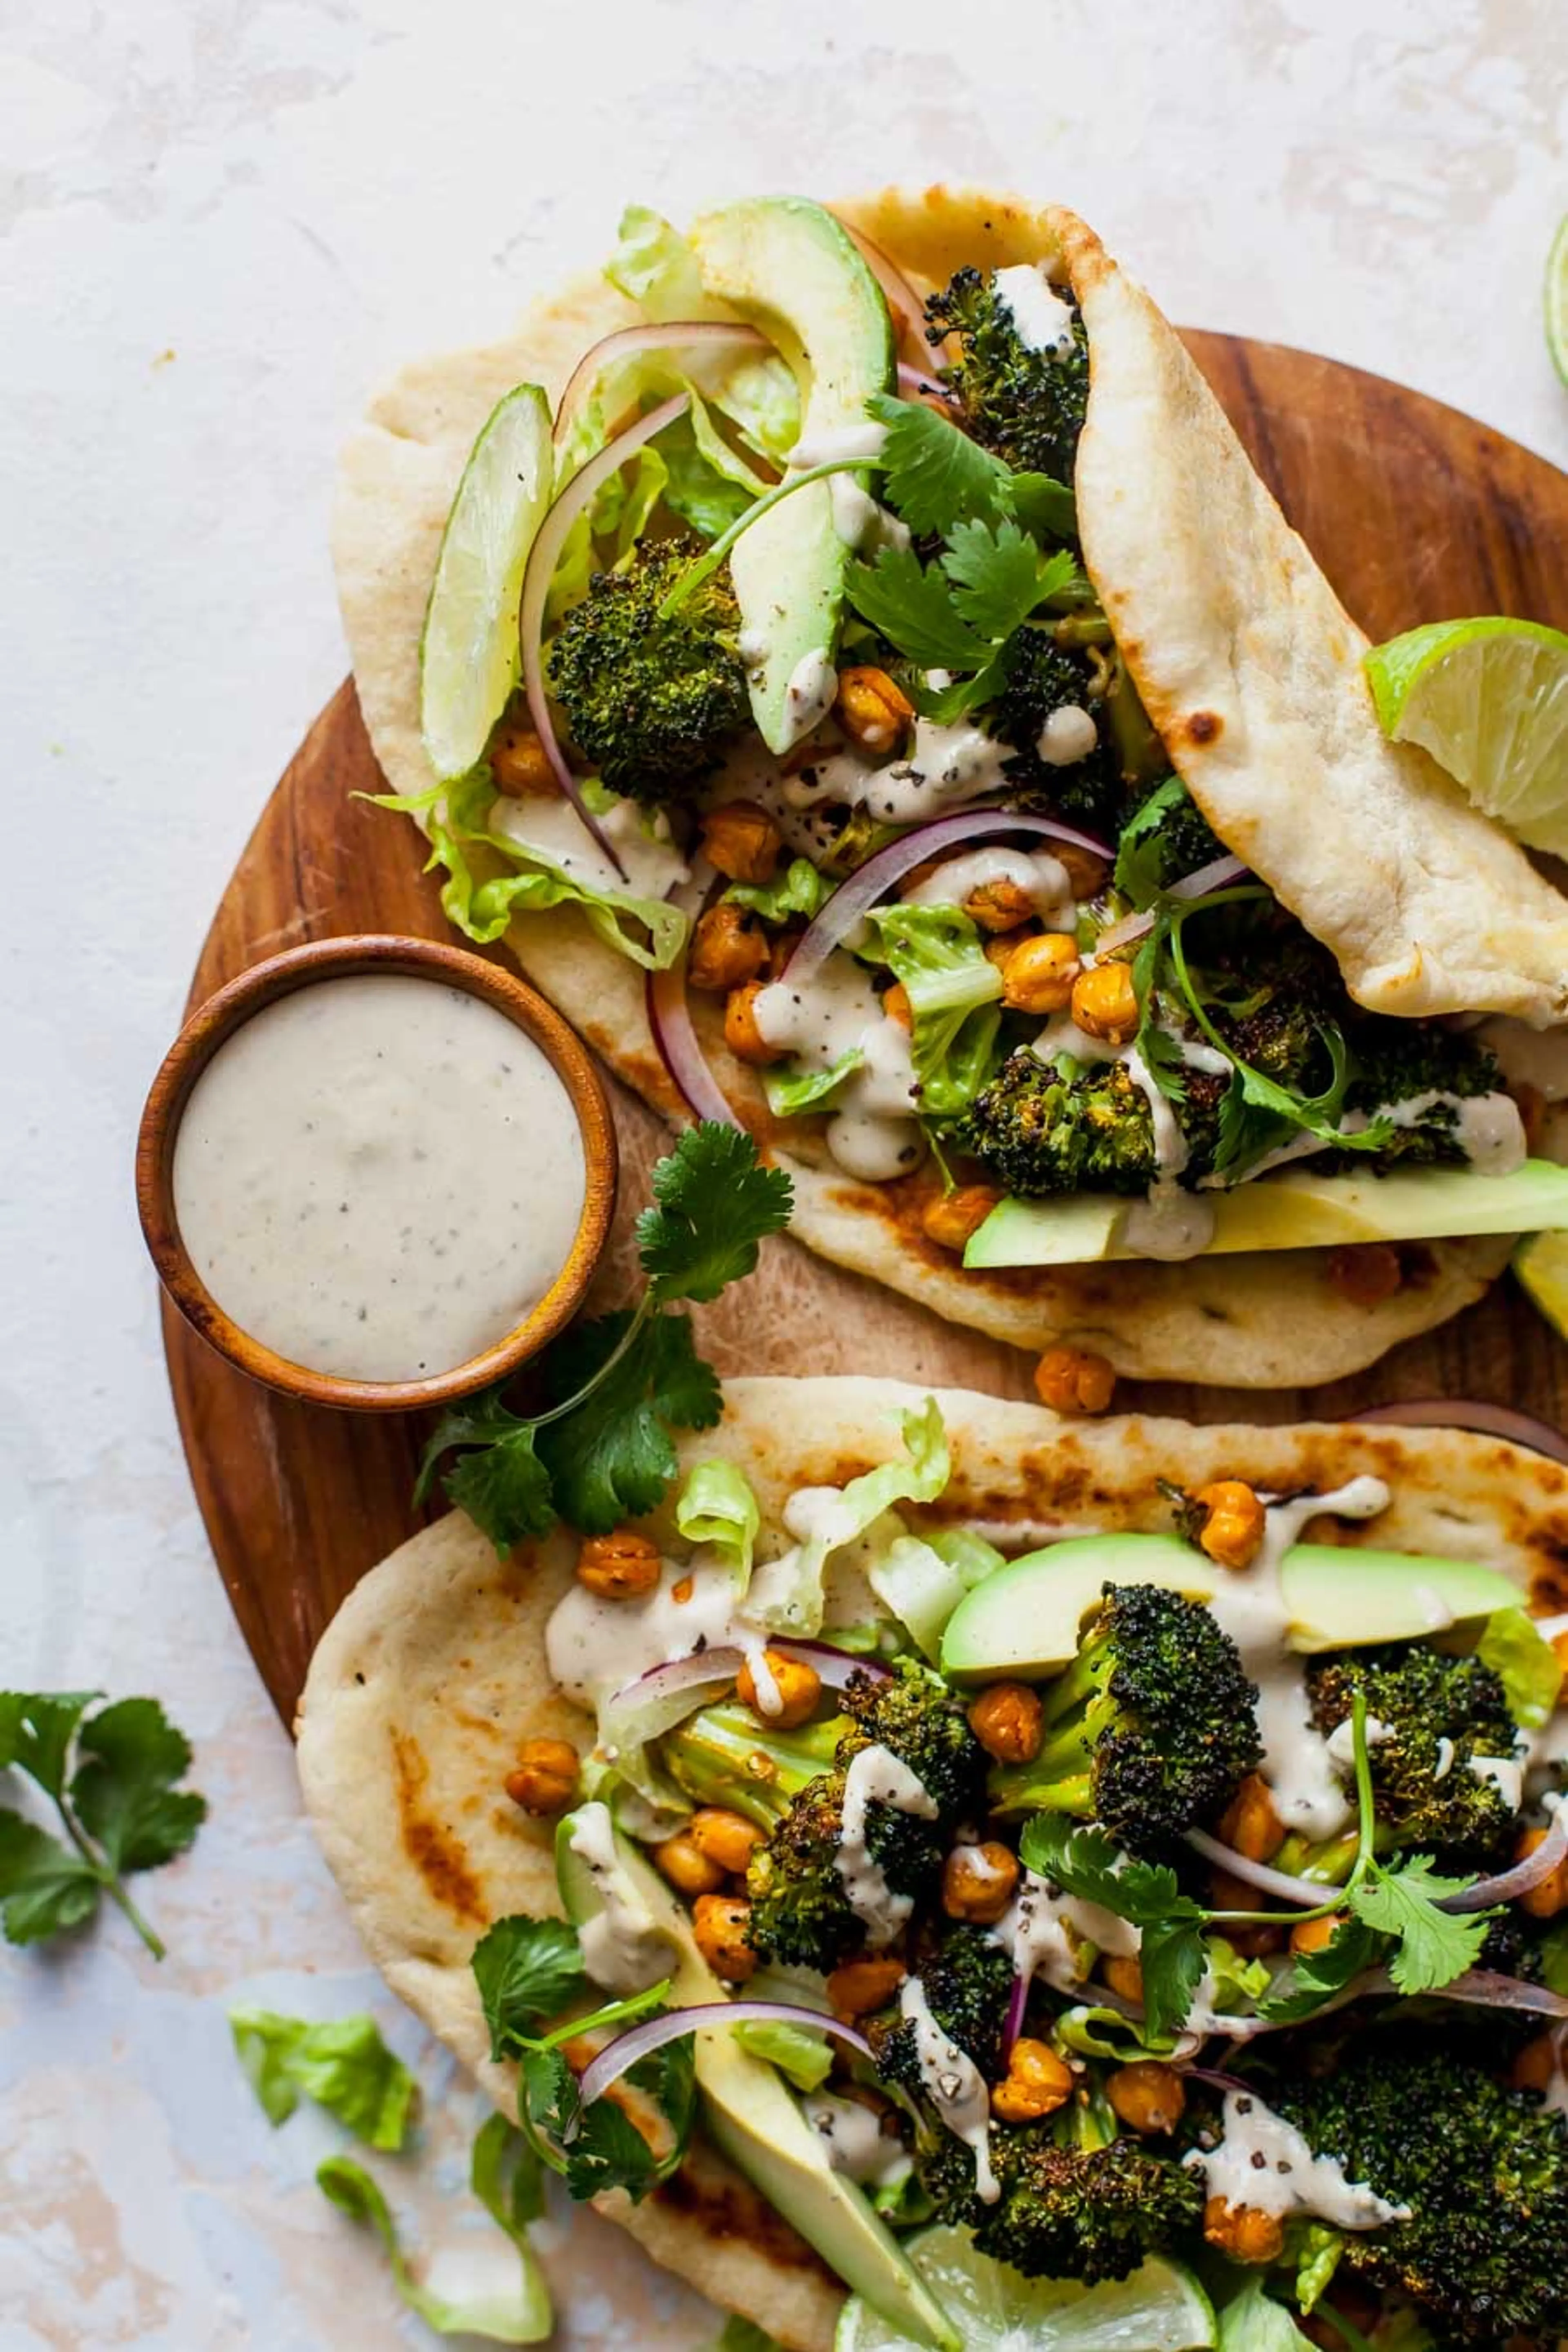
[1258,1915,1380,2022]
[908,653,1010,725]
[0,1810,100,1944]
[537,1310,720,1533]
[416,1391,532,1509]
[1018,1814,1203,1929]
[71,1698,206,1873]
[940,521,1080,642]
[473,1915,587,2060]
[1349,1858,1496,1994]
[229,2008,419,2147]
[445,1421,557,1558]
[1114,777,1187,910]
[1138,1916,1209,2040]
[635,1121,793,1303]
[846,546,993,670]
[1008,470,1078,541]
[0,1690,99,1798]
[562,2091,664,2202]
[866,391,1014,536]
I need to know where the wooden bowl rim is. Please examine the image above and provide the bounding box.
[136,932,618,1413]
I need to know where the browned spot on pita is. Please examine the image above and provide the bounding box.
[1185,711,1222,745]
[654,2152,836,2281]
[391,1728,486,1922]
[450,1705,507,1744]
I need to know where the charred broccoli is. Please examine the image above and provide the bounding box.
[1339,1025,1507,1171]
[960,1052,1227,1200]
[1266,2039,1568,2344]
[925,267,1091,482]
[1304,1642,1522,1867]
[979,628,1125,836]
[989,1583,1262,1855]
[545,536,750,801]
[920,2075,1205,2283]
[871,1924,1016,2096]
[840,1659,989,1820]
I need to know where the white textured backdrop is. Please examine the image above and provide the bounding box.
[2,2,1565,2343]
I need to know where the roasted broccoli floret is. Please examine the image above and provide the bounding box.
[545,536,750,802]
[1114,777,1228,907]
[1338,1025,1508,1172]
[871,1924,1016,2096]
[1304,1642,1522,1867]
[989,1584,1262,1856]
[925,266,1091,482]
[1266,2040,1568,2345]
[840,1660,989,1820]
[979,628,1125,835]
[960,1051,1227,1200]
[920,2076,1205,2283]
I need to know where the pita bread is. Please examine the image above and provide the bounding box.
[331,185,1550,1385]
[295,1375,1568,2350]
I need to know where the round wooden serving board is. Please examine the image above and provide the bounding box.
[162,332,1568,1724]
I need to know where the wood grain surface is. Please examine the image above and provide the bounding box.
[159,332,1568,1723]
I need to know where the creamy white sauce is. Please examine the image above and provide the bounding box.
[1034,1013,1220,1262]
[788,422,889,468]
[1434,1735,1456,1781]
[1124,1183,1218,1261]
[1205,1478,1392,1840]
[1036,704,1099,765]
[836,1744,938,1947]
[992,263,1078,356]
[567,1802,676,1993]
[1481,1017,1568,1102]
[802,2093,912,2188]
[1378,1088,1526,1174]
[904,847,1076,929]
[869,719,1016,824]
[172,976,586,1383]
[488,788,688,902]
[1188,2090,1408,2227]
[829,475,911,557]
[782,649,839,744]
[1325,1714,1392,1768]
[546,1558,743,1709]
[754,952,925,1181]
[898,1977,999,2202]
[1467,1753,1524,1810]
[989,1866,1139,2005]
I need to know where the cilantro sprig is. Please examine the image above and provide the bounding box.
[1020,1692,1497,2036]
[417,1125,792,1553]
[0,1691,205,1958]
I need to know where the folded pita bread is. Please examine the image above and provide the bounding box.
[332,186,1560,1386]
[295,1376,1568,2350]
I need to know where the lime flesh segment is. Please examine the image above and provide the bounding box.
[1547,215,1568,390]
[835,2232,1214,2352]
[419,381,553,784]
[1515,1228,1568,1340]
[1363,617,1568,856]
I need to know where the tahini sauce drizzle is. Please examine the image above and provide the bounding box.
[835,1744,938,1946]
[1188,2089,1408,2227]
[172,976,586,1381]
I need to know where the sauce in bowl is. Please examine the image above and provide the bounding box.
[171,972,588,1383]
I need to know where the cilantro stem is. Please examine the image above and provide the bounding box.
[659,459,879,617]
[58,1801,166,1961]
[525,1291,657,1433]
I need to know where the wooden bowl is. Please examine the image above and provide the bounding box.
[136,933,617,1412]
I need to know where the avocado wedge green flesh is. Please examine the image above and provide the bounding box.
[938,1533,1523,1680]
[691,197,895,752]
[555,1807,959,2350]
[964,1159,1568,1268]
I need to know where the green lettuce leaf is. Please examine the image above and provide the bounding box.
[725,858,831,923]
[749,1398,951,1637]
[860,903,1005,1120]
[601,206,798,461]
[762,1050,863,1118]
[1477,1607,1563,1730]
[675,1460,761,1585]
[732,2016,834,2092]
[229,2009,418,2147]
[1217,2274,1317,2352]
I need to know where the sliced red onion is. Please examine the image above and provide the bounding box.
[784,810,1112,993]
[1184,1829,1330,1908]
[831,218,928,350]
[645,858,741,1128]
[519,390,691,876]
[1096,854,1249,955]
[577,2000,872,2111]
[1438,1802,1567,1911]
[1356,1399,1568,1469]
[782,1639,893,1685]
[554,322,767,445]
[1002,1970,1029,2058]
[608,1637,888,1716]
[1365,1968,1568,2018]
[897,363,950,401]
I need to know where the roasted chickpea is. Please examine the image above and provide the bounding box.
[942,1840,1020,1925]
[964,877,1036,934]
[1204,2198,1285,2265]
[1290,1911,1346,1957]
[503,1737,579,1815]
[882,981,913,1029]
[693,1893,757,1980]
[922,1185,1002,1253]
[1070,960,1139,1043]
[836,665,914,753]
[991,2037,1073,2124]
[687,1806,766,1876]
[1055,844,1107,899]
[724,980,785,1066]
[1102,1953,1144,2004]
[1216,1773,1286,1863]
[1516,1824,1568,1918]
[1034,1345,1117,1417]
[968,1682,1044,1766]
[688,902,769,992]
[826,1956,907,2017]
[1000,931,1080,1013]
[736,1648,822,1730]
[1107,2062,1186,2135]
[576,1528,662,1599]
[1195,1479,1267,1573]
[654,1829,726,1898]
[1550,1625,1568,1675]
[1326,1243,1403,1306]
[1510,2030,1562,2094]
[489,719,555,795]
[701,800,782,885]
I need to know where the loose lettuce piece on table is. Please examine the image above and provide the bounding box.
[229,2009,418,2147]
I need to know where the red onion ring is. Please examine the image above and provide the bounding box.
[645,860,741,1128]
[783,810,1112,994]
[553,322,768,448]
[897,363,950,401]
[1096,854,1249,954]
[1354,1399,1568,1469]
[1002,1971,1029,2057]
[830,217,928,352]
[577,2000,872,2111]
[1184,1829,1331,1908]
[519,391,692,875]
[1439,1802,1567,1911]
[608,1637,888,1717]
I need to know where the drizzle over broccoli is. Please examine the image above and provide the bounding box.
[870,1924,1016,2097]
[1304,1642,1522,1868]
[925,267,1091,482]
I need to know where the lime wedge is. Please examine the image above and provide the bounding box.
[1515,1227,1568,1341]
[1364,616,1568,856]
[835,2231,1214,2352]
[1547,215,1568,390]
[419,382,553,784]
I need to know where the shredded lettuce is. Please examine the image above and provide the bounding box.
[1054,2003,1182,2063]
[1477,1607,1563,1730]
[868,1525,1005,1661]
[726,857,832,923]
[763,1050,863,1118]
[675,1459,761,1586]
[603,205,800,461]
[1203,1935,1273,2010]
[860,904,1004,1120]
[229,2008,417,2148]
[317,2146,552,2343]
[733,2016,833,2092]
[1216,2273,1317,2352]
[747,1399,951,1637]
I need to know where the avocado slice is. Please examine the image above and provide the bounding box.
[964,1158,1568,1268]
[938,1534,1523,1681]
[690,196,895,752]
[555,1805,958,2350]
